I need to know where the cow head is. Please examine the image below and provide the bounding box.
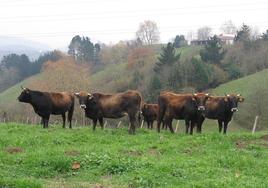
[18,87,31,103]
[75,92,93,109]
[225,94,245,112]
[141,104,149,115]
[192,93,211,111]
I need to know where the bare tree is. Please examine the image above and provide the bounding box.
[197,26,212,40]
[136,20,160,46]
[186,30,195,42]
[220,20,237,34]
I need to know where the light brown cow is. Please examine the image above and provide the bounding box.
[157,92,210,134]
[75,90,142,134]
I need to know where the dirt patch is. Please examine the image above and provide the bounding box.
[182,148,193,154]
[5,147,23,154]
[148,148,160,156]
[235,141,248,149]
[64,150,80,156]
[260,135,268,141]
[123,150,143,157]
[235,139,268,149]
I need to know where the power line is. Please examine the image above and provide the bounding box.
[2,21,268,38]
[0,6,268,24]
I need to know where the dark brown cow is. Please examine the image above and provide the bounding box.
[17,87,74,128]
[141,104,158,129]
[157,92,210,134]
[75,90,142,134]
[197,94,245,134]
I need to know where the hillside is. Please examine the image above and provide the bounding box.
[211,69,268,130]
[212,68,268,97]
[0,123,268,188]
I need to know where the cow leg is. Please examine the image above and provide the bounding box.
[190,121,195,135]
[146,121,149,129]
[166,118,174,133]
[99,117,104,130]
[62,113,66,128]
[218,120,223,133]
[128,113,136,135]
[41,117,44,127]
[92,118,97,131]
[197,116,205,133]
[41,117,46,128]
[185,120,190,134]
[223,121,228,134]
[151,121,154,129]
[43,115,50,128]
[68,108,74,129]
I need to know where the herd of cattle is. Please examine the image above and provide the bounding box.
[17,87,244,135]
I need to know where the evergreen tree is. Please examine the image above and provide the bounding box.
[234,24,251,42]
[174,35,187,48]
[200,35,226,64]
[154,42,180,72]
[68,35,100,64]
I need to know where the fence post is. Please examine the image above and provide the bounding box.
[117,121,121,128]
[252,115,259,134]
[175,120,179,133]
[140,120,144,129]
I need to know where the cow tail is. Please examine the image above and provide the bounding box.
[157,96,166,132]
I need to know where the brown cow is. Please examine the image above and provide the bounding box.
[157,92,210,134]
[141,104,158,129]
[17,87,75,128]
[197,94,245,134]
[75,90,142,134]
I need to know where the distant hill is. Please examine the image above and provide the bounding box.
[0,36,51,60]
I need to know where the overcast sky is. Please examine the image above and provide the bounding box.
[0,0,268,49]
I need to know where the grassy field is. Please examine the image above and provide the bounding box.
[212,69,268,97]
[0,123,268,188]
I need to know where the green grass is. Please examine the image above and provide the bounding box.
[212,69,268,97]
[0,123,268,187]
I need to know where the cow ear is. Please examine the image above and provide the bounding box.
[238,97,245,102]
[88,93,93,99]
[25,88,30,93]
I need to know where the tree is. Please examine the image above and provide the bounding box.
[68,35,100,64]
[154,42,180,72]
[261,30,268,40]
[200,35,226,64]
[234,24,251,42]
[197,26,212,40]
[174,35,188,48]
[136,20,160,46]
[220,20,237,34]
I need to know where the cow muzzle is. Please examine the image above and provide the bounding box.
[231,108,238,112]
[198,106,205,111]
[80,104,86,109]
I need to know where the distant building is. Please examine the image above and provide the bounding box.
[218,34,235,45]
[190,34,235,46]
[190,40,209,46]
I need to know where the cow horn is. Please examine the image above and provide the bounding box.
[21,86,25,90]
[74,92,80,96]
[226,94,230,97]
[205,93,210,96]
[193,93,197,96]
[237,94,241,97]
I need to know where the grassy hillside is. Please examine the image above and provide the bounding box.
[0,123,268,188]
[212,68,268,97]
[211,69,268,130]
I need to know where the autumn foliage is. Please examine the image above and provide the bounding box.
[29,55,91,92]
